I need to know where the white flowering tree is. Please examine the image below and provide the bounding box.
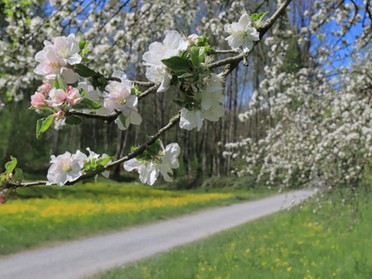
[0,0,294,202]
[225,0,372,191]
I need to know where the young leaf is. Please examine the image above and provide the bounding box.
[5,156,17,176]
[250,11,268,22]
[13,168,24,182]
[53,76,66,90]
[190,47,200,66]
[65,115,82,125]
[36,114,55,139]
[72,98,101,110]
[161,56,193,73]
[74,64,97,78]
[79,40,87,50]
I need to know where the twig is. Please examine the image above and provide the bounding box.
[65,111,120,122]
[4,113,181,189]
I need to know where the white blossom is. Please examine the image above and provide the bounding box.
[224,14,260,53]
[47,150,87,186]
[143,30,188,92]
[123,142,180,185]
[179,74,224,131]
[104,72,142,129]
[34,34,81,83]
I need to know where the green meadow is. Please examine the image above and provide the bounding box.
[0,180,272,255]
[94,188,372,279]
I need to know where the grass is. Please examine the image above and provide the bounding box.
[94,187,372,279]
[0,180,274,255]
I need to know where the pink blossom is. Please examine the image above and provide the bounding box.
[30,92,46,108]
[47,88,67,107]
[66,87,82,105]
[38,83,52,95]
[34,34,81,83]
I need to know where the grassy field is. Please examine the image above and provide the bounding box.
[0,180,273,255]
[94,187,372,279]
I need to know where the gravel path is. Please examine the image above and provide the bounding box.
[0,189,316,279]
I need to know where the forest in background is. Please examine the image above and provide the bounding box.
[0,0,369,187]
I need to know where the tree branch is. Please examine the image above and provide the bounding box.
[4,113,181,189]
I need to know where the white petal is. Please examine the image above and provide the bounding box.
[128,109,142,125]
[61,68,80,84]
[124,158,142,172]
[139,163,159,185]
[67,53,82,65]
[239,14,251,27]
[179,108,204,131]
[157,72,171,92]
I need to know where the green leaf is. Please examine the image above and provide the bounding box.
[53,76,66,90]
[73,98,101,110]
[190,47,200,66]
[36,115,54,139]
[161,56,193,73]
[250,11,268,22]
[5,156,17,176]
[98,157,112,167]
[79,40,87,50]
[65,115,82,125]
[13,168,24,182]
[74,64,97,78]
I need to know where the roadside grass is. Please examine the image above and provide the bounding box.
[94,187,372,279]
[0,180,274,255]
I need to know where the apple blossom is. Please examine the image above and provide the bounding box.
[66,87,82,106]
[224,13,260,53]
[34,34,81,84]
[47,88,67,107]
[143,30,188,92]
[51,34,82,65]
[47,150,87,186]
[124,141,180,185]
[38,83,52,95]
[104,72,142,129]
[179,74,224,131]
[30,92,46,108]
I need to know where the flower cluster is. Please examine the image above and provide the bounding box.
[179,73,224,131]
[124,140,180,185]
[30,83,83,109]
[103,72,142,130]
[34,34,81,84]
[47,149,111,186]
[143,30,188,92]
[143,31,226,131]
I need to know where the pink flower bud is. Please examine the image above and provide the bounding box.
[30,92,46,108]
[39,83,52,95]
[0,195,7,204]
[54,110,65,120]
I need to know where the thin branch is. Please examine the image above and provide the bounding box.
[213,49,240,54]
[209,0,292,73]
[138,85,159,101]
[258,0,292,38]
[65,111,120,122]
[132,80,156,87]
[4,113,181,189]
